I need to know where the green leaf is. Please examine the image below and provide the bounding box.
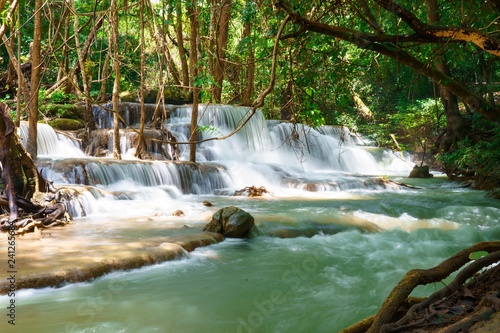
[469,251,489,260]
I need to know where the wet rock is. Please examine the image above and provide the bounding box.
[409,165,433,178]
[172,209,184,216]
[203,200,213,207]
[203,206,254,238]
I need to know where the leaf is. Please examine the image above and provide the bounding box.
[469,251,489,260]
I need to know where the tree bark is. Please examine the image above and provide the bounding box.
[176,2,189,88]
[111,0,121,160]
[70,0,99,132]
[99,43,111,103]
[188,0,200,163]
[214,0,232,103]
[1,34,30,106]
[27,0,43,160]
[361,242,500,333]
[0,103,47,220]
[241,20,255,106]
[425,0,465,152]
[135,0,147,159]
[46,7,105,99]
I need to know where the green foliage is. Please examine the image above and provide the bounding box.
[40,103,84,120]
[197,125,222,137]
[438,124,500,181]
[39,89,77,104]
[367,98,445,152]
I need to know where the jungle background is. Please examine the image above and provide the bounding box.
[0,0,499,190]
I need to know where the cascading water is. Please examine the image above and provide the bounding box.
[18,122,85,157]
[1,104,499,333]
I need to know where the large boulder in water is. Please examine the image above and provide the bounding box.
[409,165,433,178]
[203,206,255,238]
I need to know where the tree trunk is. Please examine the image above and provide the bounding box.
[71,0,95,133]
[111,0,121,160]
[57,14,70,83]
[46,6,104,100]
[27,0,43,160]
[15,2,21,127]
[241,20,255,106]
[425,0,465,152]
[135,0,146,159]
[0,103,47,219]
[143,1,175,126]
[1,34,30,103]
[213,0,232,103]
[99,43,111,103]
[176,2,189,88]
[188,0,200,163]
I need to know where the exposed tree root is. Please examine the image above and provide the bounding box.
[14,218,69,236]
[234,185,274,197]
[0,192,71,234]
[341,241,500,333]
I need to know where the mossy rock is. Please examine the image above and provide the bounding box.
[48,118,85,130]
[40,103,85,120]
[119,91,137,102]
[143,87,192,104]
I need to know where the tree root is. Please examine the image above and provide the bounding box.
[15,218,69,236]
[234,185,274,197]
[340,241,500,333]
[0,191,71,234]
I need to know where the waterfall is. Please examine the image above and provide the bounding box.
[18,122,84,157]
[26,103,416,217]
[92,102,176,129]
[38,158,231,193]
[165,104,412,176]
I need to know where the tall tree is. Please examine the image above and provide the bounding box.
[111,0,121,160]
[70,0,102,132]
[135,0,147,159]
[213,0,232,102]
[424,0,464,152]
[188,0,200,163]
[275,0,500,123]
[241,17,254,106]
[27,0,43,159]
[176,2,189,89]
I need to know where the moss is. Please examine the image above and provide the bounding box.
[40,103,85,120]
[143,87,192,104]
[48,118,85,130]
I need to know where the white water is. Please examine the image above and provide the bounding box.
[2,105,499,333]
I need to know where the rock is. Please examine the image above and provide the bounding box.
[48,118,85,130]
[203,200,213,207]
[172,209,184,216]
[203,206,255,238]
[409,165,433,178]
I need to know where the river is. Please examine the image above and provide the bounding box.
[1,104,499,333]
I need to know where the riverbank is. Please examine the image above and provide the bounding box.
[0,222,223,294]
